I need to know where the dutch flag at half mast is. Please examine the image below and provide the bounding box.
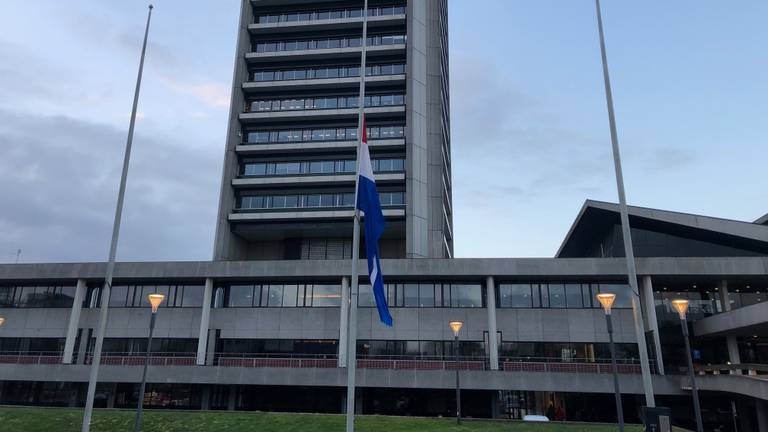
[356,117,393,326]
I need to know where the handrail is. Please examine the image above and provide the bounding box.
[696,363,768,374]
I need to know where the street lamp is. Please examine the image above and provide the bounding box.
[449,320,463,424]
[0,316,5,327]
[134,293,165,432]
[671,299,703,432]
[596,293,624,432]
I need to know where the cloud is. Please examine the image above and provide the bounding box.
[161,78,231,109]
[0,108,220,263]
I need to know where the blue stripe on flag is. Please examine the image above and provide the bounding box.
[357,175,393,326]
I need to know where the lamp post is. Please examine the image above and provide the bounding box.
[597,293,624,431]
[449,320,464,424]
[134,293,165,432]
[672,299,703,432]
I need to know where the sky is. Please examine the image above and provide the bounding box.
[0,1,766,263]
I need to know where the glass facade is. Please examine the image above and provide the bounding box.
[247,94,404,113]
[242,158,404,177]
[357,339,486,359]
[244,125,404,144]
[256,5,405,24]
[358,282,484,308]
[0,285,76,308]
[252,63,405,82]
[217,283,342,308]
[497,282,632,309]
[254,34,406,53]
[237,191,405,210]
[102,284,205,308]
[499,341,640,363]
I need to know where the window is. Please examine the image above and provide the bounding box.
[547,284,566,308]
[565,284,583,308]
[419,283,435,307]
[403,283,419,307]
[499,284,532,308]
[308,284,341,307]
[267,285,283,307]
[598,284,632,308]
[450,284,483,308]
[228,285,254,307]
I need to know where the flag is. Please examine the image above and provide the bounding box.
[356,118,393,326]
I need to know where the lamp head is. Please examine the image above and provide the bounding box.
[0,316,5,327]
[449,320,463,336]
[671,299,689,320]
[596,293,616,313]
[148,293,165,313]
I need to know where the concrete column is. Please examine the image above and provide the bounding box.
[62,279,86,364]
[196,278,214,365]
[201,386,211,410]
[757,399,768,432]
[718,279,731,312]
[106,383,117,408]
[727,336,742,374]
[76,328,90,364]
[641,275,665,375]
[206,329,217,365]
[227,386,236,411]
[338,277,350,368]
[486,276,499,370]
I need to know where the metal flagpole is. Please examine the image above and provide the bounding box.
[593,0,656,407]
[346,1,369,431]
[81,5,154,431]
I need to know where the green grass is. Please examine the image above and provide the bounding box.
[0,406,645,432]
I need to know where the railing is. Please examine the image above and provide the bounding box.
[0,352,656,375]
[0,351,63,365]
[255,5,405,25]
[695,363,768,377]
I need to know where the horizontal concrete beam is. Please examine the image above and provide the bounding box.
[0,363,683,395]
[1,257,768,282]
[693,301,768,337]
[238,106,405,123]
[695,374,768,400]
[228,208,405,222]
[242,75,405,93]
[245,45,405,63]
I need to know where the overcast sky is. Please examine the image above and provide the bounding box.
[0,1,766,263]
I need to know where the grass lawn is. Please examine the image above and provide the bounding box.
[0,406,646,432]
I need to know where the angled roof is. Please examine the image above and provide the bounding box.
[556,200,768,258]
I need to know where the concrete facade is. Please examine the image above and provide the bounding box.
[213,0,453,261]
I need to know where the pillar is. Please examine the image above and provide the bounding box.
[106,383,117,408]
[62,279,86,364]
[641,276,665,374]
[196,278,214,365]
[201,386,211,410]
[718,280,742,373]
[486,276,499,370]
[718,279,731,312]
[339,276,350,368]
[76,328,90,364]
[726,337,741,374]
[227,386,237,411]
[758,399,768,432]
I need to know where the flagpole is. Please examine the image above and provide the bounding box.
[593,0,656,407]
[346,1,368,431]
[81,5,154,431]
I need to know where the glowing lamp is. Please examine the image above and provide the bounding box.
[449,321,464,336]
[596,293,616,314]
[671,299,689,320]
[148,293,165,313]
